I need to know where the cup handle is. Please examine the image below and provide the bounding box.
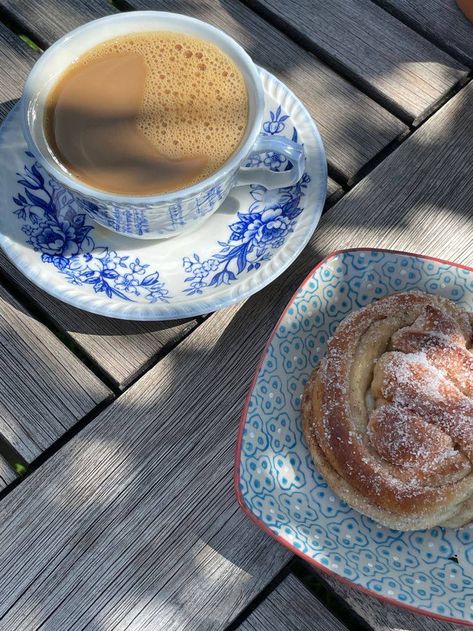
[236,133,305,189]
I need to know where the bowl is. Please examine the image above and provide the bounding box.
[235,248,473,627]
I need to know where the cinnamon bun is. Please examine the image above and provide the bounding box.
[302,292,473,530]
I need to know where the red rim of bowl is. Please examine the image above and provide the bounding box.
[234,247,473,628]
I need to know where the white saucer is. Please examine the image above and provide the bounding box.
[0,68,326,320]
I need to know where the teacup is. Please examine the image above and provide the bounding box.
[21,11,305,239]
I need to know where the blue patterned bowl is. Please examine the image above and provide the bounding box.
[236,249,473,627]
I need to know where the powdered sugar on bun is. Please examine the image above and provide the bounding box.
[302,292,473,530]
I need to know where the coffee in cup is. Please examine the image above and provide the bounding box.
[23,11,305,239]
[44,32,249,196]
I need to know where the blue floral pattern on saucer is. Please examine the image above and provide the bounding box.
[14,158,169,302]
[237,250,473,626]
[182,176,310,295]
[0,68,327,320]
[183,110,310,295]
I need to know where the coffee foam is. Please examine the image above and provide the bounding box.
[76,32,248,182]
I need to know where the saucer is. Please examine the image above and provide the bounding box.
[236,249,473,627]
[0,68,326,320]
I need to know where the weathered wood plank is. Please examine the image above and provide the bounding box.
[0,0,116,49]
[238,574,348,631]
[0,454,16,488]
[312,81,473,263]
[327,177,342,202]
[0,80,472,629]
[247,0,467,123]
[128,0,407,180]
[0,302,292,631]
[0,20,38,120]
[0,283,111,462]
[0,14,198,389]
[0,252,198,390]
[375,0,473,68]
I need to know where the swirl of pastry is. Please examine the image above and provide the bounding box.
[302,292,473,530]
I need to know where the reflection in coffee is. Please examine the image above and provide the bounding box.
[44,32,249,195]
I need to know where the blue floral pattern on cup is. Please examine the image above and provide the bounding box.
[237,250,473,625]
[76,182,227,239]
[13,155,170,302]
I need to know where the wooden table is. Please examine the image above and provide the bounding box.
[0,0,471,629]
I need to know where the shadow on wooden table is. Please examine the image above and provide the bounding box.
[0,234,328,630]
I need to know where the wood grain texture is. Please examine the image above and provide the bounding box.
[0,0,116,49]
[0,20,38,120]
[312,80,473,264]
[248,0,467,123]
[322,572,469,631]
[0,302,293,631]
[375,0,473,67]
[0,79,472,630]
[238,574,348,631]
[0,252,199,389]
[327,177,342,201]
[0,283,111,462]
[127,0,406,181]
[0,455,16,488]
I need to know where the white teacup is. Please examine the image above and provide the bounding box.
[21,11,305,239]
